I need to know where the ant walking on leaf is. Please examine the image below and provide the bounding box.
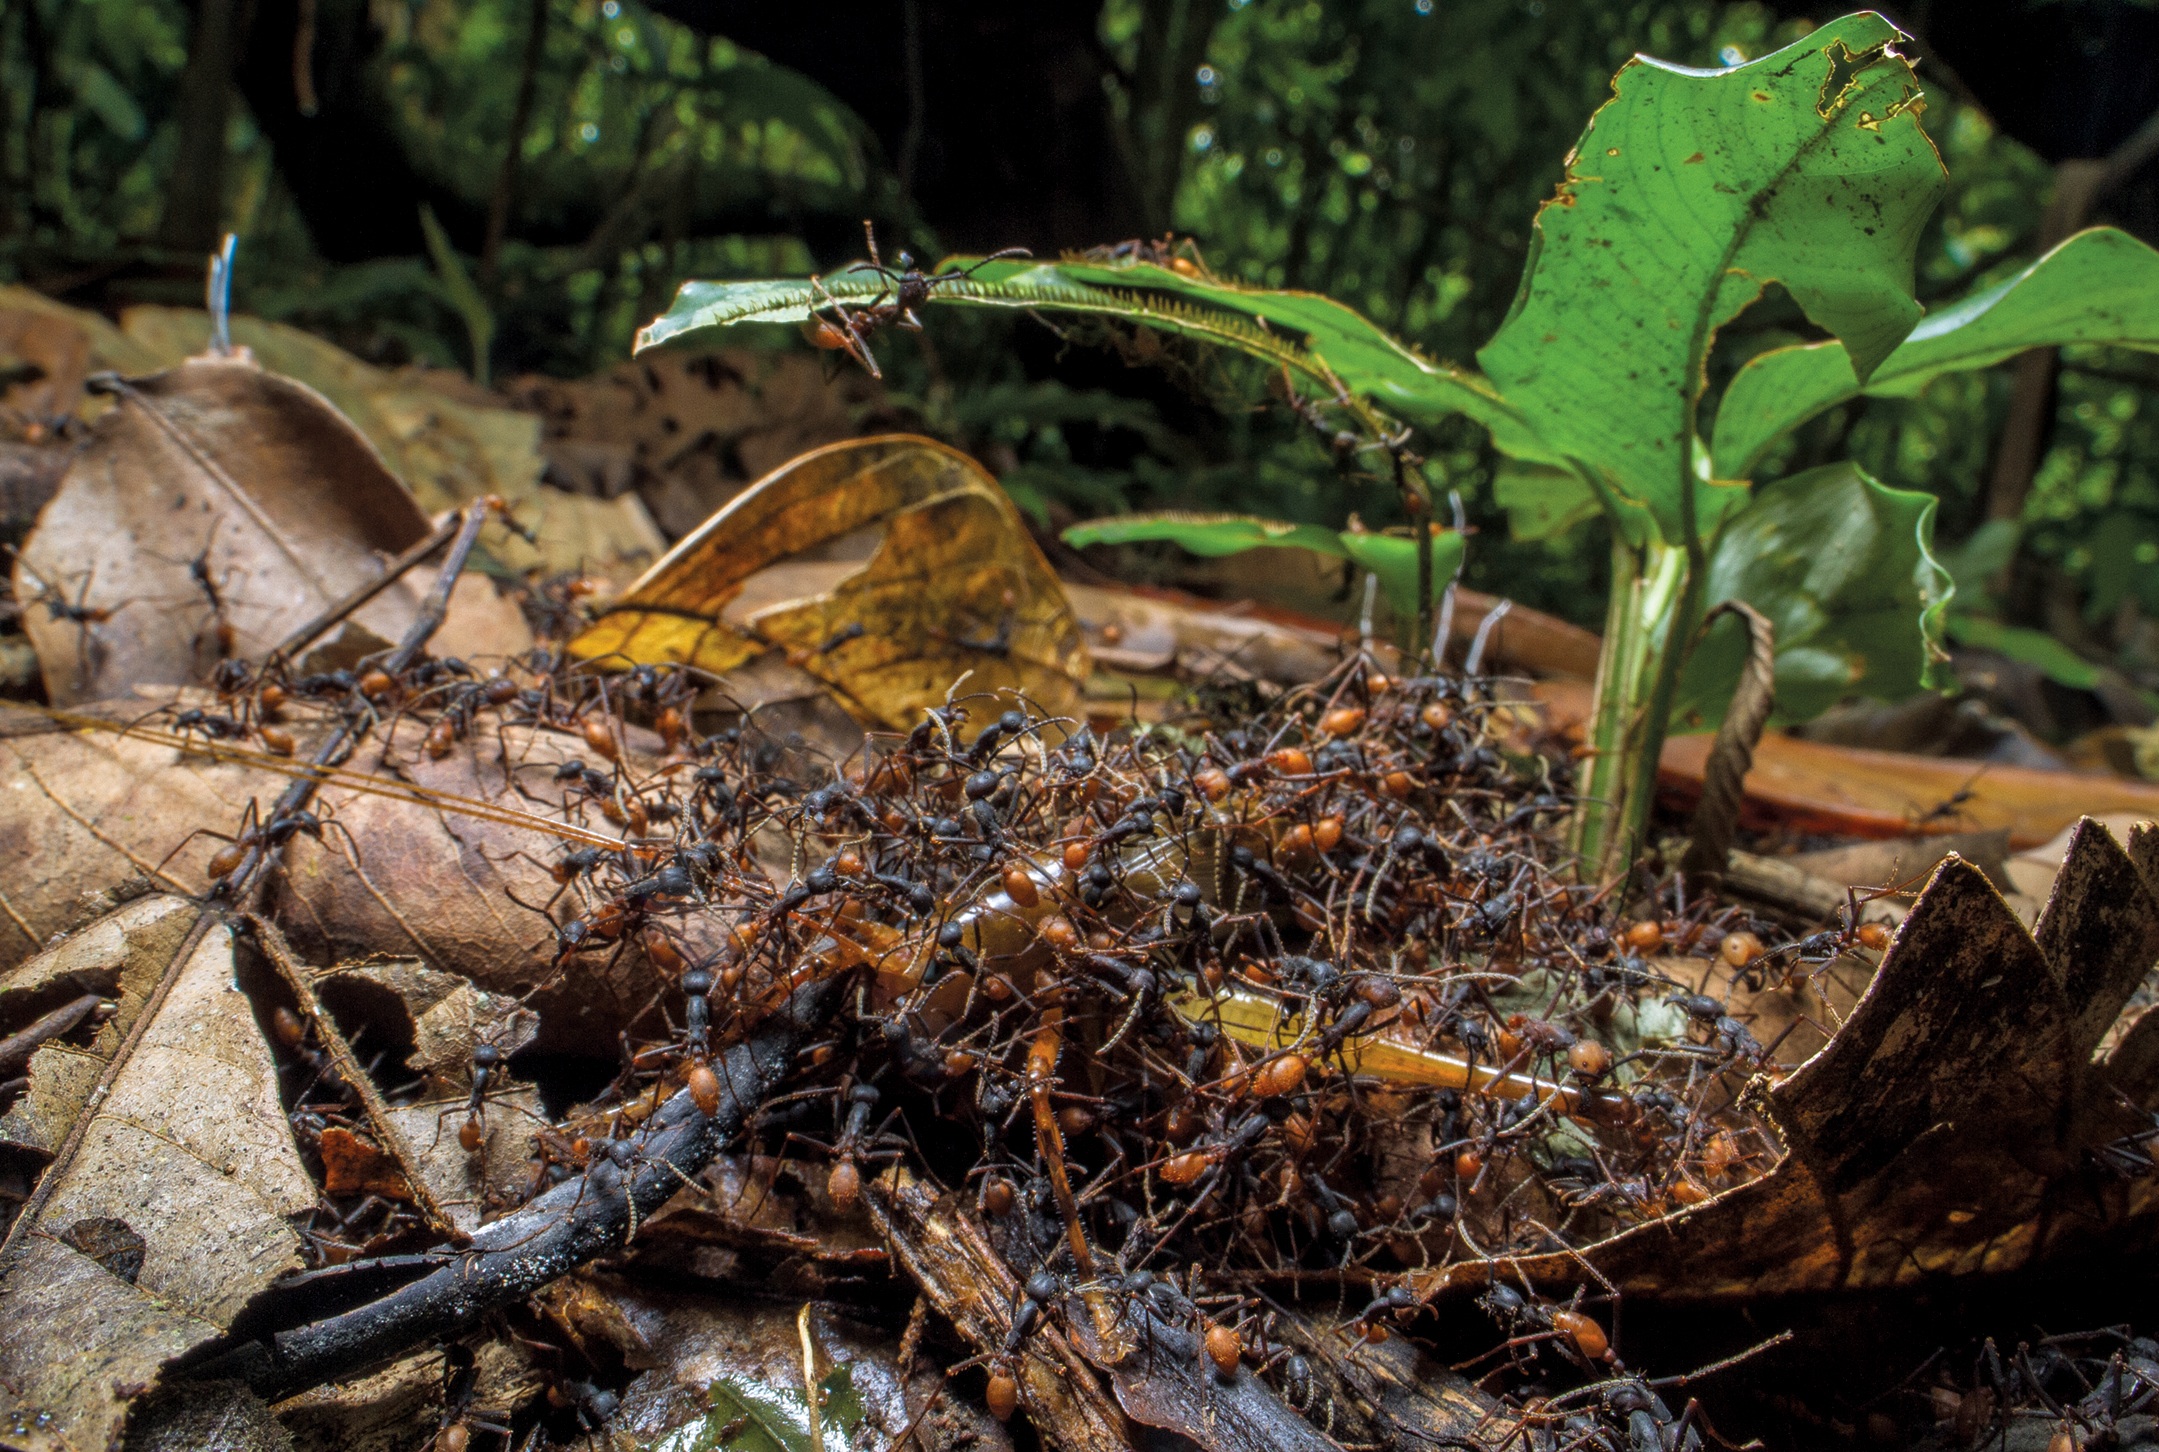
[7,556,132,694]
[801,222,1030,379]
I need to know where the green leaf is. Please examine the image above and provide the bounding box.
[646,1367,864,1452]
[1712,227,2159,478]
[635,257,1543,458]
[418,204,495,386]
[1945,614,2105,692]
[1477,14,1946,547]
[1061,511,1463,621]
[1671,462,1951,732]
[1494,460,1600,542]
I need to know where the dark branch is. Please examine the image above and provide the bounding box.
[186,976,844,1402]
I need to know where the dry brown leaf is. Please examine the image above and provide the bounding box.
[317,958,539,1082]
[0,895,203,1161]
[1429,818,2159,1302]
[119,307,665,582]
[0,286,164,423]
[15,355,434,703]
[570,435,1090,732]
[0,706,716,1040]
[0,918,312,1452]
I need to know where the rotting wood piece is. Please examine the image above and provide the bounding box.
[866,1168,1132,1452]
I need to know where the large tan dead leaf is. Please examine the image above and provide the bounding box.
[0,705,720,1041]
[569,435,1090,731]
[1426,818,2159,1302]
[15,356,433,703]
[0,917,312,1452]
[0,895,200,1164]
[119,308,664,582]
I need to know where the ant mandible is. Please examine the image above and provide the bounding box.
[802,222,1030,379]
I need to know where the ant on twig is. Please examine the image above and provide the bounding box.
[802,221,1029,379]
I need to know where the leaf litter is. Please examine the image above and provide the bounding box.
[0,389,2152,1452]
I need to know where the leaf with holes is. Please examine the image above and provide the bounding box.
[1478,13,1945,547]
[1671,462,1952,732]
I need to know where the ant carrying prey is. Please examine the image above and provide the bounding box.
[802,222,1030,379]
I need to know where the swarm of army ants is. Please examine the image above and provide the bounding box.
[174,630,1898,1443]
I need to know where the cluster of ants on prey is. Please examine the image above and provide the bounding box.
[118,591,1917,1452]
[0,236,1944,1451]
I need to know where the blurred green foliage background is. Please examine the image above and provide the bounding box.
[5,0,2157,737]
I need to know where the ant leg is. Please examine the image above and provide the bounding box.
[153,826,241,878]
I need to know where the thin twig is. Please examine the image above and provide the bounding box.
[268,510,463,666]
[799,1302,826,1452]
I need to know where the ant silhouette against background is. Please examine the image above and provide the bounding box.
[802,222,1029,379]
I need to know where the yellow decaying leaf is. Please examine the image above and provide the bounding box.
[570,435,1090,730]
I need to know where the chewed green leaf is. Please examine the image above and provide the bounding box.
[1062,511,1462,621]
[636,257,1545,459]
[645,1367,863,1452]
[1672,463,1950,732]
[1478,14,1945,547]
[1712,227,2159,478]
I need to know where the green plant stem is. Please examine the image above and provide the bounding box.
[1570,536,1698,885]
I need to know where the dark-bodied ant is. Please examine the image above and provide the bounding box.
[1275,955,1404,1057]
[790,1081,905,1211]
[178,541,239,666]
[542,1377,621,1440]
[165,706,250,746]
[425,1039,536,1158]
[11,560,128,674]
[161,798,358,885]
[949,1265,1066,1421]
[1469,1281,1617,1372]
[431,1343,512,1452]
[802,222,1030,379]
